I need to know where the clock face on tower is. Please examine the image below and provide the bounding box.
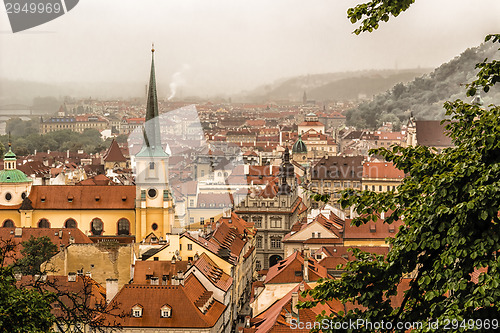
[148,188,157,199]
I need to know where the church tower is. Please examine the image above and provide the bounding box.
[134,45,175,241]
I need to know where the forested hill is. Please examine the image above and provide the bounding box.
[237,69,430,103]
[345,41,500,129]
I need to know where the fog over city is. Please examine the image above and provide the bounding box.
[1,0,499,99]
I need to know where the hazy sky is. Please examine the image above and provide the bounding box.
[1,0,499,98]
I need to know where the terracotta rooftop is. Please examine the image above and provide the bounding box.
[133,260,191,285]
[363,161,405,179]
[343,215,403,240]
[103,139,127,162]
[25,185,135,210]
[100,275,225,329]
[248,283,342,333]
[264,251,329,284]
[192,253,233,292]
[0,227,92,265]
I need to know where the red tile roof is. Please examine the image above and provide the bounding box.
[101,275,226,328]
[363,161,405,179]
[344,215,403,240]
[264,252,329,284]
[0,227,92,265]
[103,139,127,162]
[133,260,191,285]
[249,283,342,333]
[192,253,233,292]
[27,185,135,210]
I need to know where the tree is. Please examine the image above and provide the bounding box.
[0,239,55,332]
[299,2,500,332]
[1,238,124,332]
[15,236,57,276]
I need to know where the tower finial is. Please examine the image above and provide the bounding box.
[8,132,11,148]
[152,43,155,53]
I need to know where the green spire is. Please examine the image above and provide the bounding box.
[4,136,16,161]
[137,45,169,157]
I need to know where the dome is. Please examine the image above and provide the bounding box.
[292,135,307,154]
[0,169,32,183]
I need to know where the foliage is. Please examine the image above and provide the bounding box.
[0,239,55,332]
[14,236,58,276]
[345,42,500,129]
[0,238,124,332]
[300,2,500,331]
[2,120,110,156]
[0,265,55,333]
[347,0,415,35]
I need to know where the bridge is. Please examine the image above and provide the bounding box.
[0,104,39,117]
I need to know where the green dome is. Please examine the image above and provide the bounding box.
[292,135,307,153]
[0,169,32,183]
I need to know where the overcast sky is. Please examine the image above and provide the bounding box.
[1,0,499,98]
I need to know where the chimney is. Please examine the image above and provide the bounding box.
[381,211,385,220]
[177,271,184,285]
[245,316,251,328]
[285,312,292,324]
[67,149,70,159]
[14,228,22,237]
[106,279,119,303]
[291,292,299,315]
[68,272,77,282]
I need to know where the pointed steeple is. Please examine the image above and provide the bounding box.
[137,45,168,157]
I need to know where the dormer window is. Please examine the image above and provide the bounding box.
[132,305,143,318]
[160,305,172,318]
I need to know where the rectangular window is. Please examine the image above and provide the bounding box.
[187,244,192,251]
[200,217,204,225]
[189,217,194,223]
[270,237,281,249]
[379,185,383,191]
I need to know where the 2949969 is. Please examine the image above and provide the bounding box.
[5,1,62,14]
[441,318,499,330]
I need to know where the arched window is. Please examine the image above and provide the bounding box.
[91,218,103,236]
[117,218,130,235]
[2,219,14,228]
[65,219,77,228]
[38,219,50,228]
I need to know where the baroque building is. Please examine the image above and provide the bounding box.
[234,148,307,270]
[0,47,175,241]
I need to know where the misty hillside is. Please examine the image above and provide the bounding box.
[345,41,500,129]
[237,69,431,103]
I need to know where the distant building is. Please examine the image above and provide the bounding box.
[39,115,108,134]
